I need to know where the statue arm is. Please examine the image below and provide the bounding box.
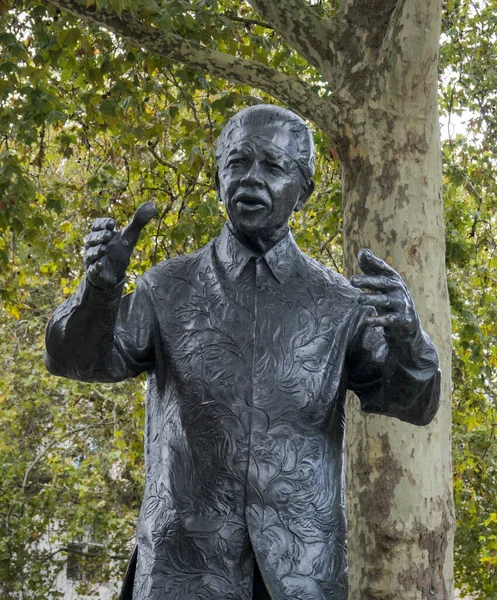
[346,306,440,426]
[44,275,155,383]
[344,248,440,425]
[45,202,158,382]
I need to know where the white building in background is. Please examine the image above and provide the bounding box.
[56,570,117,600]
[54,538,119,600]
[37,523,122,599]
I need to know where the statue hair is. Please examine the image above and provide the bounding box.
[215,104,315,183]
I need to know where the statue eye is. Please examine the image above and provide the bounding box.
[266,161,284,173]
[227,157,248,168]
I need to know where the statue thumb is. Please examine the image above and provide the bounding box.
[121,202,157,248]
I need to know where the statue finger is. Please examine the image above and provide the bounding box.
[357,293,404,311]
[85,229,113,248]
[350,274,402,292]
[357,248,398,277]
[87,260,118,289]
[84,244,107,266]
[91,217,115,232]
[365,313,400,327]
[121,202,157,248]
[87,260,103,279]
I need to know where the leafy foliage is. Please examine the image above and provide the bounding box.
[440,0,497,596]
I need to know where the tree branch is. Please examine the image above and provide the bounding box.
[223,12,274,30]
[339,0,398,31]
[246,0,335,77]
[40,0,341,139]
[146,143,180,172]
[332,0,399,67]
[21,420,114,495]
[339,0,441,66]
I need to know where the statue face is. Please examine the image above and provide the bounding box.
[216,122,310,236]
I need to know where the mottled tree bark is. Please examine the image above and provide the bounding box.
[331,2,454,597]
[41,0,455,597]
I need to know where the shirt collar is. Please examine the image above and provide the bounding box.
[214,223,299,284]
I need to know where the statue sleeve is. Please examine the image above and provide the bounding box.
[345,305,441,426]
[44,275,155,383]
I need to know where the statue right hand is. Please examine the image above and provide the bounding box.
[84,202,157,289]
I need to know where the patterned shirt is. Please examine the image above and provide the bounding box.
[45,224,440,600]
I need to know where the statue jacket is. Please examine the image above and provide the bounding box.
[45,224,440,600]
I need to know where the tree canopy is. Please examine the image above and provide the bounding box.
[0,0,495,598]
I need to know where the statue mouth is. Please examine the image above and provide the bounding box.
[234,193,269,211]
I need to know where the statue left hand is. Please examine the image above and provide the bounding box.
[350,249,420,335]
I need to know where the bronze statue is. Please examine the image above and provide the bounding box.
[45,105,440,600]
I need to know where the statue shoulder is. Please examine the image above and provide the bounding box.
[140,241,214,288]
[300,253,361,302]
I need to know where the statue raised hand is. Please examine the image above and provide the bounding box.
[351,248,420,335]
[84,201,157,289]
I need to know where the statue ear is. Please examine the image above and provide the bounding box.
[215,169,221,202]
[295,179,315,211]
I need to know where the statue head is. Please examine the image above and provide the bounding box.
[215,104,315,237]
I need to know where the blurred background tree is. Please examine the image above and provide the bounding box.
[440,0,497,597]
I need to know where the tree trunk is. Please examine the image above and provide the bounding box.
[336,2,455,597]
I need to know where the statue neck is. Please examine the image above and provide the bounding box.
[227,221,289,255]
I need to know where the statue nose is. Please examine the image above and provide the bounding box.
[240,162,264,186]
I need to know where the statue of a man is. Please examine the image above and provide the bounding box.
[45,105,440,600]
